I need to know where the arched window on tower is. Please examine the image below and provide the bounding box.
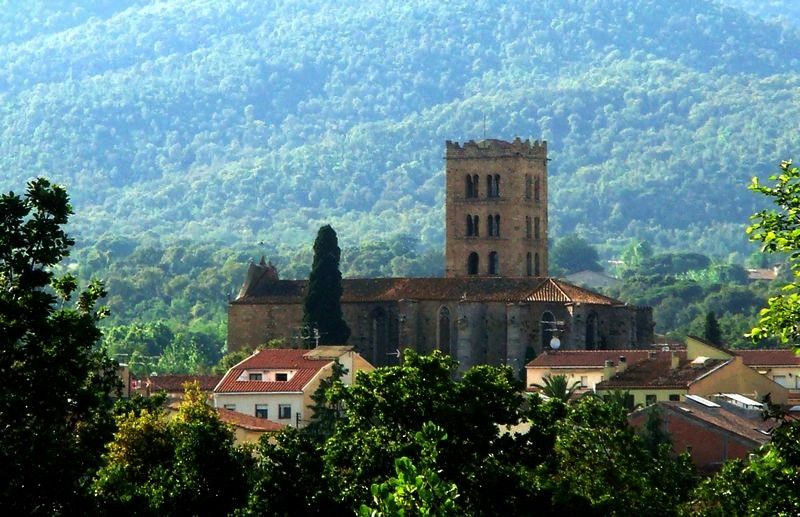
[534,217,541,240]
[525,175,532,199]
[473,215,479,237]
[534,177,540,201]
[494,174,501,197]
[494,214,500,236]
[488,251,499,275]
[438,306,451,354]
[487,214,495,236]
[526,216,532,238]
[534,252,541,276]
[473,174,479,197]
[467,252,479,275]
[526,252,532,276]
[465,175,474,198]
[466,214,474,236]
[486,175,493,197]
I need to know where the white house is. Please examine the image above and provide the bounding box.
[213,346,373,428]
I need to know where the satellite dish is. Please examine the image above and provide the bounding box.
[550,337,561,350]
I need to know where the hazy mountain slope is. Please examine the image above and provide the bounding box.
[0,0,798,257]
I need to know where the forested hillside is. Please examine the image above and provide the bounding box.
[1,0,798,257]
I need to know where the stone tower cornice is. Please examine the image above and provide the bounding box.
[446,137,547,159]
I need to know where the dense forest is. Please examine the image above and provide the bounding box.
[2,0,798,368]
[0,0,798,256]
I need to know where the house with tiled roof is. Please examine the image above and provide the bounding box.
[213,346,373,428]
[526,349,666,393]
[629,394,776,473]
[595,336,789,407]
[736,348,800,402]
[227,140,654,375]
[215,407,286,444]
[135,374,223,401]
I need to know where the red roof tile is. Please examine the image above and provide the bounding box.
[233,268,625,306]
[736,349,800,367]
[216,407,286,432]
[596,352,728,390]
[215,349,332,394]
[632,401,773,445]
[526,350,655,368]
[147,375,222,393]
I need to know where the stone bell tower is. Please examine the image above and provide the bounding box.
[444,138,548,278]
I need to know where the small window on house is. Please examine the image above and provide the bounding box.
[223,404,236,411]
[255,404,268,419]
[669,394,680,401]
[580,376,588,388]
[249,373,263,381]
[773,375,788,387]
[279,404,292,420]
[275,372,288,382]
[645,394,657,406]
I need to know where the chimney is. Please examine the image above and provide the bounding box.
[671,352,680,370]
[603,359,616,381]
[618,355,627,373]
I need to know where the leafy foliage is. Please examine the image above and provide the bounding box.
[93,382,251,515]
[302,225,351,346]
[0,179,119,514]
[531,373,582,402]
[550,234,604,275]
[747,160,800,344]
[0,1,798,258]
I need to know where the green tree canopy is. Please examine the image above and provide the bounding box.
[0,179,119,513]
[302,225,351,346]
[550,234,603,276]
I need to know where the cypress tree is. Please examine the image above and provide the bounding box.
[302,225,351,347]
[704,311,723,346]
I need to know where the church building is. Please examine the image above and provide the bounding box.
[227,138,653,375]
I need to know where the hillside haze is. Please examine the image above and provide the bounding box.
[1,0,799,258]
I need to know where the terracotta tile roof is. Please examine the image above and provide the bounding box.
[649,401,773,445]
[147,375,222,393]
[214,348,336,394]
[736,349,800,367]
[215,407,286,432]
[526,350,654,368]
[596,351,729,390]
[233,271,625,306]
